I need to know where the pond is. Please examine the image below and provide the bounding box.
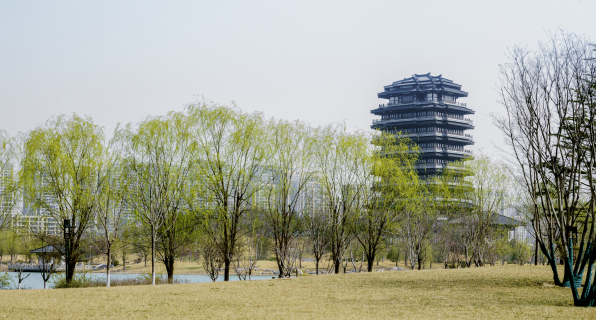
[2,272,272,290]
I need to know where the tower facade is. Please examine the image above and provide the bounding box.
[371,73,474,178]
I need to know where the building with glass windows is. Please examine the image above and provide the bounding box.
[371,73,474,178]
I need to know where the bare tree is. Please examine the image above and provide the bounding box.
[494,31,596,305]
[14,264,30,290]
[303,202,330,275]
[39,254,55,289]
[202,239,223,282]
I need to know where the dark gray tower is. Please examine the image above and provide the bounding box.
[371,73,474,178]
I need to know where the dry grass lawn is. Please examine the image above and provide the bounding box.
[1,265,595,319]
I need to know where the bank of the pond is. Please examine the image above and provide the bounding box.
[3,272,271,290]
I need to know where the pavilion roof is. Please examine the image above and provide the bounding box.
[492,214,525,226]
[30,245,61,254]
[448,214,524,227]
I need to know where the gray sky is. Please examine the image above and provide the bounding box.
[1,1,595,157]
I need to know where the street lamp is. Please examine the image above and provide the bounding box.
[63,219,75,280]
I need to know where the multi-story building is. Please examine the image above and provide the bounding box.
[371,73,474,179]
[18,174,60,234]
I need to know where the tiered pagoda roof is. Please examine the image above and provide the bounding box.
[378,73,468,99]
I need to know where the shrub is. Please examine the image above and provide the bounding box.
[112,260,120,267]
[52,270,188,288]
[0,273,13,289]
[78,271,188,287]
[52,272,93,288]
[387,246,400,263]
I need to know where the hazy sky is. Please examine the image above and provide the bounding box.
[1,1,595,157]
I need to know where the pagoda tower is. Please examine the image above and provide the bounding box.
[371,73,474,178]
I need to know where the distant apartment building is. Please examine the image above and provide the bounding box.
[19,176,60,234]
[253,168,322,216]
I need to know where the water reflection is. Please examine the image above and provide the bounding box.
[2,272,271,290]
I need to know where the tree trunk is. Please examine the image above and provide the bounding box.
[165,257,174,284]
[106,245,111,287]
[224,258,230,281]
[534,241,538,266]
[367,253,375,272]
[66,260,76,282]
[275,249,286,278]
[315,258,320,275]
[334,256,340,274]
[151,225,156,286]
[464,245,472,268]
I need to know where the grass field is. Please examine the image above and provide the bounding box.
[1,265,595,319]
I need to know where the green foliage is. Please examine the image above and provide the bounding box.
[0,130,19,234]
[119,109,198,283]
[0,273,13,289]
[386,246,400,263]
[186,103,269,279]
[20,114,105,280]
[511,240,532,264]
[52,272,93,289]
[496,238,513,261]
[112,260,120,267]
[136,270,164,283]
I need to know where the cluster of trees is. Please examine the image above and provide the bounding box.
[495,31,596,306]
[0,100,517,288]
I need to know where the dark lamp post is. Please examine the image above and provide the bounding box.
[63,219,76,280]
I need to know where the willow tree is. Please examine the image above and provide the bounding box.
[119,111,195,285]
[466,155,511,266]
[302,191,330,275]
[21,115,104,283]
[440,155,511,267]
[355,132,419,272]
[399,175,439,270]
[187,103,267,281]
[315,124,369,274]
[261,119,317,277]
[93,139,129,287]
[0,130,19,233]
